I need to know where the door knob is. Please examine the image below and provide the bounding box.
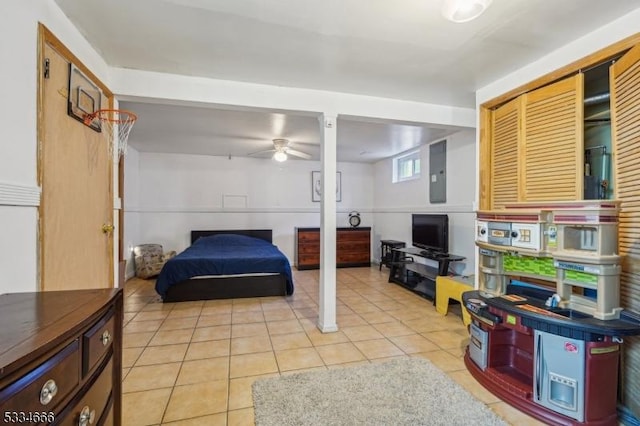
[102,224,114,234]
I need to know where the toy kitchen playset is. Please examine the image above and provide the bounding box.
[463,200,640,426]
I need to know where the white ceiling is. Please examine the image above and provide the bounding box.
[55,0,640,162]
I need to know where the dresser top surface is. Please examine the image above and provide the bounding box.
[0,288,122,375]
[296,227,371,231]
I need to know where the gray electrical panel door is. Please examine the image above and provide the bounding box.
[429,140,447,203]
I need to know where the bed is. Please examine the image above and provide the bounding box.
[155,230,294,302]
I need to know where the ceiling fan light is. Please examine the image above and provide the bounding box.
[273,151,288,162]
[441,0,492,23]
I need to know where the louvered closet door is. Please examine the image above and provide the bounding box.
[522,74,584,201]
[491,97,522,209]
[611,43,640,415]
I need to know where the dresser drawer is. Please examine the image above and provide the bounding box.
[337,252,370,264]
[0,340,80,420]
[337,241,369,253]
[297,243,319,254]
[297,231,320,243]
[337,230,370,242]
[298,254,320,265]
[82,310,115,376]
[60,358,113,426]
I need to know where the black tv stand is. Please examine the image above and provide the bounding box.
[388,247,465,300]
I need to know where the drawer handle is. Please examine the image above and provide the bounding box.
[100,330,112,346]
[40,379,58,405]
[78,406,96,426]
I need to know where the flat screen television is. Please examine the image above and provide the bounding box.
[412,214,449,254]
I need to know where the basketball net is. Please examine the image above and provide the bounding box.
[83,109,137,158]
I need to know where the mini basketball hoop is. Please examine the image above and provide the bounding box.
[83,109,137,158]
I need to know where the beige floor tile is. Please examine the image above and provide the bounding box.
[133,310,170,321]
[315,342,366,365]
[266,319,304,335]
[148,329,194,346]
[185,339,231,360]
[124,332,156,348]
[123,362,181,393]
[123,347,145,368]
[122,367,131,381]
[200,304,233,315]
[176,357,230,385]
[228,374,277,410]
[305,329,350,346]
[124,319,164,334]
[136,343,189,366]
[412,350,466,372]
[358,311,396,324]
[262,308,297,321]
[341,325,384,341]
[275,347,324,371]
[197,313,232,327]
[227,408,255,426]
[389,334,439,354]
[270,332,313,351]
[422,330,469,350]
[231,323,269,338]
[232,299,264,312]
[448,370,502,405]
[192,325,232,342]
[353,339,404,359]
[232,310,266,324]
[336,314,367,327]
[293,307,318,319]
[161,413,227,426]
[231,334,273,355]
[163,380,229,423]
[489,401,547,425]
[167,307,203,319]
[122,388,172,426]
[372,321,415,337]
[229,352,279,378]
[159,316,198,331]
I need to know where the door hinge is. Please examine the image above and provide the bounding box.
[44,58,50,79]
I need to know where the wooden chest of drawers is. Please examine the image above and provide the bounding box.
[0,289,123,425]
[295,227,371,270]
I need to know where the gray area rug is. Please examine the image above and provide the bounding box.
[253,357,507,426]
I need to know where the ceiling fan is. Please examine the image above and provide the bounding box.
[249,138,312,162]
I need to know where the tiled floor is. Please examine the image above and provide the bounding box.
[121,266,543,425]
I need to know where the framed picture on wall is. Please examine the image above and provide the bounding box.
[312,171,341,202]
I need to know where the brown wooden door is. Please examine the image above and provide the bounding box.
[610,42,640,415]
[521,74,584,201]
[39,36,113,290]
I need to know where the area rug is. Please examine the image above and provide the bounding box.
[252,357,507,426]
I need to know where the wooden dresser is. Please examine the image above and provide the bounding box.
[0,289,123,426]
[295,227,371,270]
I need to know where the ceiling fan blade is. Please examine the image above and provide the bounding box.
[286,149,312,159]
[248,148,276,156]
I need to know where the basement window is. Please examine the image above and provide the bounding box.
[393,150,421,183]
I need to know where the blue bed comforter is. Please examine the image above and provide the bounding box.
[155,234,294,298]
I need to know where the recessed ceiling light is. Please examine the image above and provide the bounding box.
[441,0,492,23]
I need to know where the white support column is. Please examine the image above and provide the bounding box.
[317,113,338,333]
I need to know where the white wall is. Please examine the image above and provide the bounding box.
[0,0,112,294]
[126,152,374,265]
[372,129,477,275]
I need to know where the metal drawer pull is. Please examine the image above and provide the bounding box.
[40,379,58,405]
[78,406,96,426]
[100,330,111,346]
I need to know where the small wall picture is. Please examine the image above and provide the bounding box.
[312,171,341,202]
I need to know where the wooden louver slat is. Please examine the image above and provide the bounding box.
[611,42,640,416]
[522,74,583,201]
[490,97,521,209]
